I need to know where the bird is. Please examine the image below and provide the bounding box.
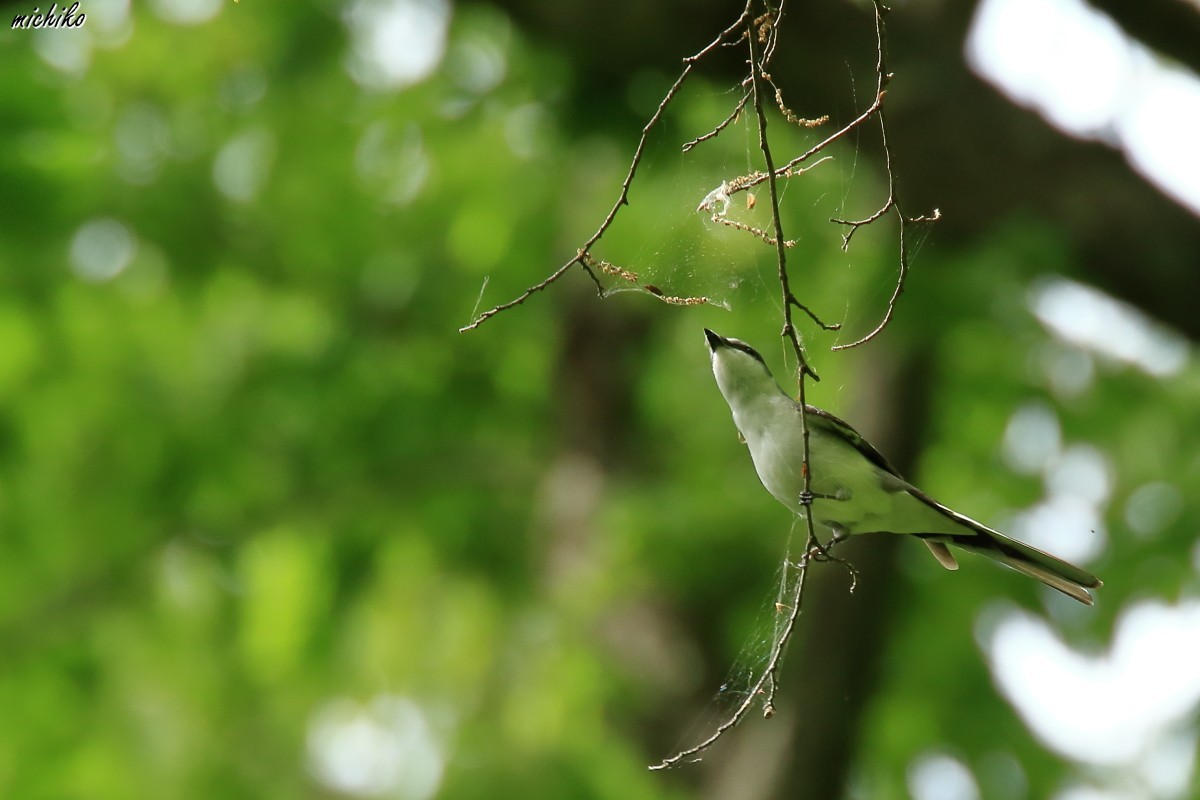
[703,328,1102,604]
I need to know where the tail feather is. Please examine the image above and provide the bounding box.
[923,539,959,571]
[907,487,1102,605]
[952,532,1100,605]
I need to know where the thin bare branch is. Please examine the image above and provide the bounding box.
[718,90,884,205]
[578,252,720,307]
[458,258,577,333]
[711,216,798,248]
[790,295,841,331]
[747,9,820,382]
[829,198,894,250]
[828,0,940,351]
[683,90,750,153]
[829,206,940,350]
[460,1,757,333]
[686,1,756,64]
[698,156,833,217]
[649,532,821,770]
[764,72,829,129]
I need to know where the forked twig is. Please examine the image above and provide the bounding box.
[827,0,940,350]
[744,4,822,382]
[459,3,757,333]
[580,253,717,307]
[683,90,750,153]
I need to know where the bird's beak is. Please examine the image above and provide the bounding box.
[704,328,725,352]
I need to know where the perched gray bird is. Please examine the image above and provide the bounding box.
[704,329,1102,604]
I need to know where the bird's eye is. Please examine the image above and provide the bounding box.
[730,341,765,365]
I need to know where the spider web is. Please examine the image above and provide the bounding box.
[572,71,928,352]
[661,529,807,760]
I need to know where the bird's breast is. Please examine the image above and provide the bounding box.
[741,406,898,531]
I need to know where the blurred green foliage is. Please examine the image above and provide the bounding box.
[1,2,1198,799]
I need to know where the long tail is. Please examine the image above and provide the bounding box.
[907,487,1103,605]
[944,528,1102,605]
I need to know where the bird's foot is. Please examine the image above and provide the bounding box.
[798,488,851,506]
[805,524,848,559]
[803,525,860,591]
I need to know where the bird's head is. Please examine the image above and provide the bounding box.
[704,329,779,405]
